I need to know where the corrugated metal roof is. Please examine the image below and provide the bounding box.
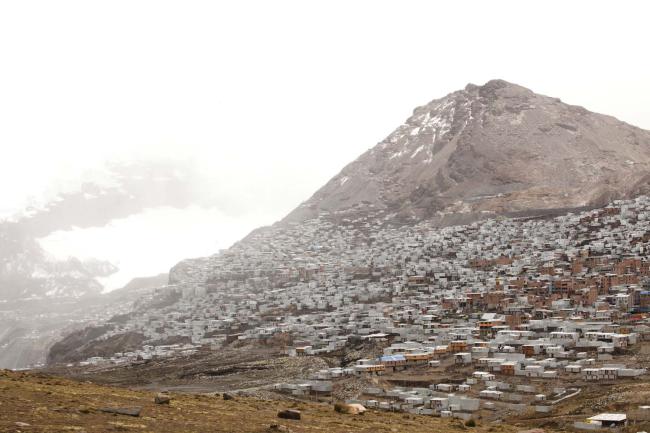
[379,355,406,362]
[587,413,627,422]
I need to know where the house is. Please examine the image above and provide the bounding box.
[584,413,627,428]
[379,354,407,371]
[449,340,469,352]
[501,362,516,375]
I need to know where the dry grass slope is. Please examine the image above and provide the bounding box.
[0,370,525,433]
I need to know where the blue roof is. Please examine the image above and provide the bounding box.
[379,355,406,362]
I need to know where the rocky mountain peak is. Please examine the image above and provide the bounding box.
[283,80,650,226]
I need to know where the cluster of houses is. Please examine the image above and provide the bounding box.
[77,343,199,367]
[75,196,650,422]
[271,323,646,420]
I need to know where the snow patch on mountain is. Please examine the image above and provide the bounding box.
[283,79,650,225]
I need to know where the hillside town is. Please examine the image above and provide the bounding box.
[68,195,650,425]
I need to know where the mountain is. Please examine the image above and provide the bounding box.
[284,79,650,226]
[162,79,650,293]
[0,273,166,369]
[0,159,205,302]
[47,80,650,367]
[0,158,204,369]
[15,160,204,238]
[0,221,116,301]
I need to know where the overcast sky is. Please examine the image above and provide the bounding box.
[2,1,649,289]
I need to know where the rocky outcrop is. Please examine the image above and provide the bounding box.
[47,327,146,365]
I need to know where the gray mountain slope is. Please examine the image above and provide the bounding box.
[283,79,650,226]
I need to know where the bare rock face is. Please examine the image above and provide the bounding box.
[283,79,650,226]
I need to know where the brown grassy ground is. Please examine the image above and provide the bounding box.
[7,368,650,433]
[0,369,525,433]
[44,346,329,394]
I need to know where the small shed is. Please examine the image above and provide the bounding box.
[586,413,627,428]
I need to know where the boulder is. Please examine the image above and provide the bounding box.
[334,402,366,415]
[155,393,171,405]
[223,393,235,401]
[99,407,142,417]
[277,409,301,420]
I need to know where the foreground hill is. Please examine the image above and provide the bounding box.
[7,368,650,433]
[285,79,650,225]
[1,369,522,433]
